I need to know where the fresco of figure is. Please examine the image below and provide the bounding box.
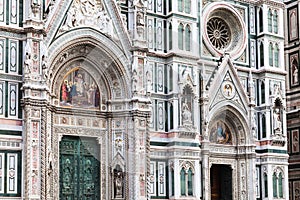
[60,68,99,108]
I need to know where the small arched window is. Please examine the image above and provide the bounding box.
[178,0,183,12]
[273,172,277,197]
[273,10,278,34]
[268,9,272,32]
[264,173,268,197]
[169,23,172,50]
[261,81,265,104]
[180,166,194,196]
[178,24,184,50]
[184,0,191,13]
[269,43,273,66]
[274,44,279,67]
[185,25,191,51]
[171,168,175,196]
[187,168,193,195]
[262,114,266,138]
[260,42,264,67]
[278,172,283,198]
[259,8,263,32]
[180,168,186,195]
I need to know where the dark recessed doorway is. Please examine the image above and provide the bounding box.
[210,164,232,200]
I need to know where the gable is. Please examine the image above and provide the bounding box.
[207,55,249,115]
[44,0,131,59]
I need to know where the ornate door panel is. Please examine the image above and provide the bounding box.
[60,136,100,200]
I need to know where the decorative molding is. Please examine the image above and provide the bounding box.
[53,126,102,137]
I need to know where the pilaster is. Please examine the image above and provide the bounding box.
[22,2,49,197]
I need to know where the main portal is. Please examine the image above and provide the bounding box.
[59,136,100,199]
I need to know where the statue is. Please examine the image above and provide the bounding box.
[132,69,138,92]
[293,65,299,84]
[182,100,192,124]
[24,52,32,78]
[42,55,48,80]
[114,171,123,198]
[273,108,282,132]
[146,70,152,93]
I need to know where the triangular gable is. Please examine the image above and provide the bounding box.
[44,0,131,59]
[208,55,249,115]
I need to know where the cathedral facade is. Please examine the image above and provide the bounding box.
[0,0,290,199]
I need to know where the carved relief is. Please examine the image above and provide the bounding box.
[61,0,113,36]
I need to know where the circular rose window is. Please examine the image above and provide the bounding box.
[207,17,231,50]
[203,3,247,59]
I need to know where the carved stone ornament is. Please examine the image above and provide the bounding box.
[54,126,101,137]
[61,0,113,36]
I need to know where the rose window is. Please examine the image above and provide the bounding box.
[207,17,231,50]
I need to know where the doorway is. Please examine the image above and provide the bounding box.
[210,164,232,200]
[59,136,100,199]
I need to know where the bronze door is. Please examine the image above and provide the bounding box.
[60,136,100,200]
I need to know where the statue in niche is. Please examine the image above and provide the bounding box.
[273,108,282,132]
[136,11,145,26]
[182,100,192,124]
[210,121,232,144]
[146,70,152,92]
[41,55,48,80]
[60,68,100,108]
[114,166,124,198]
[24,52,32,78]
[132,69,138,92]
[292,64,299,85]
